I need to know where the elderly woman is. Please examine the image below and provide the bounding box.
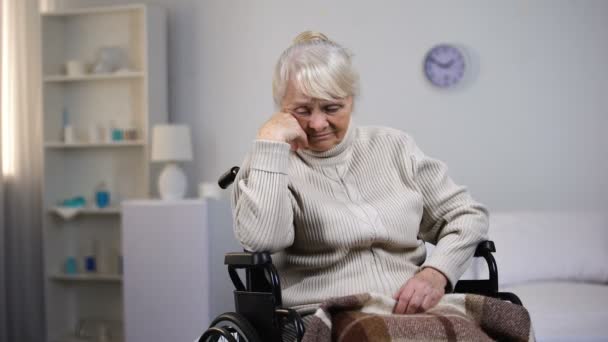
[232,31,488,319]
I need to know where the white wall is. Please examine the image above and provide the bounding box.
[63,0,608,211]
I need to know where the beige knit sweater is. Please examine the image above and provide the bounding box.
[231,122,489,309]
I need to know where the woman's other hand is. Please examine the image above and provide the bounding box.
[257,112,309,151]
[392,267,448,314]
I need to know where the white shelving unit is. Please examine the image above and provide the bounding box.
[40,4,167,342]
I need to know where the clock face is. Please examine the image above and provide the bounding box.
[424,44,466,88]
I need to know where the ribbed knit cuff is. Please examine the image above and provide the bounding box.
[249,140,291,174]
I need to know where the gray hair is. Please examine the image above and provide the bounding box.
[272,31,359,106]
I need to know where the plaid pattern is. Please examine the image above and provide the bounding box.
[302,293,534,342]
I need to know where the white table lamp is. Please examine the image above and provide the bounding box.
[151,124,193,200]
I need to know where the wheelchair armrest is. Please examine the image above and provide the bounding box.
[474,240,496,257]
[224,251,272,267]
[454,240,524,305]
[454,240,498,295]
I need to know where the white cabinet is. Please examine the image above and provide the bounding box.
[40,5,167,342]
[121,199,235,342]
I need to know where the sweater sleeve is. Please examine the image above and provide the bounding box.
[403,135,489,291]
[231,139,295,252]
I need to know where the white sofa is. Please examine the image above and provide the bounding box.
[481,211,608,342]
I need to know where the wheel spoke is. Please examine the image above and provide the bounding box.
[202,312,261,342]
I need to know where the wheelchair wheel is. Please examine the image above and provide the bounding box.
[199,312,261,342]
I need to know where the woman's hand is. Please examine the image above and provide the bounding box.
[257,112,308,150]
[393,267,448,315]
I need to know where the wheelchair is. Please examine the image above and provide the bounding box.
[198,167,523,342]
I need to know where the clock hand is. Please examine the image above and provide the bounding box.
[428,56,453,68]
[428,56,443,67]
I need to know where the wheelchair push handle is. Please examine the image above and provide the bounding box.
[218,166,240,189]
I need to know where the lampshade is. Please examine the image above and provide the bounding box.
[151,124,193,162]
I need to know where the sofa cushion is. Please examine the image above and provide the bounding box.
[487,211,608,287]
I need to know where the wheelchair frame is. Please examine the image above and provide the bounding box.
[198,167,523,342]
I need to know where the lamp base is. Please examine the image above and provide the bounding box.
[158,163,187,200]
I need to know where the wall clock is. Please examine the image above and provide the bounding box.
[423,44,467,88]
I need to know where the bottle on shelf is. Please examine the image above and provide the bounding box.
[95,182,111,209]
[63,108,75,144]
[110,120,124,142]
[82,239,98,273]
[124,119,138,141]
[64,256,78,275]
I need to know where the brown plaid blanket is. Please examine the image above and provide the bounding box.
[301,292,534,342]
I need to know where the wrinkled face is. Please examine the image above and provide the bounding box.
[281,81,353,152]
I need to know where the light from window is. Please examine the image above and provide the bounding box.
[1,7,15,177]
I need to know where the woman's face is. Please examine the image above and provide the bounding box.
[281,81,353,152]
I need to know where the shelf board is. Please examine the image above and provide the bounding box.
[45,141,145,149]
[49,206,121,219]
[41,4,144,16]
[78,208,121,215]
[43,71,144,82]
[50,274,122,283]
